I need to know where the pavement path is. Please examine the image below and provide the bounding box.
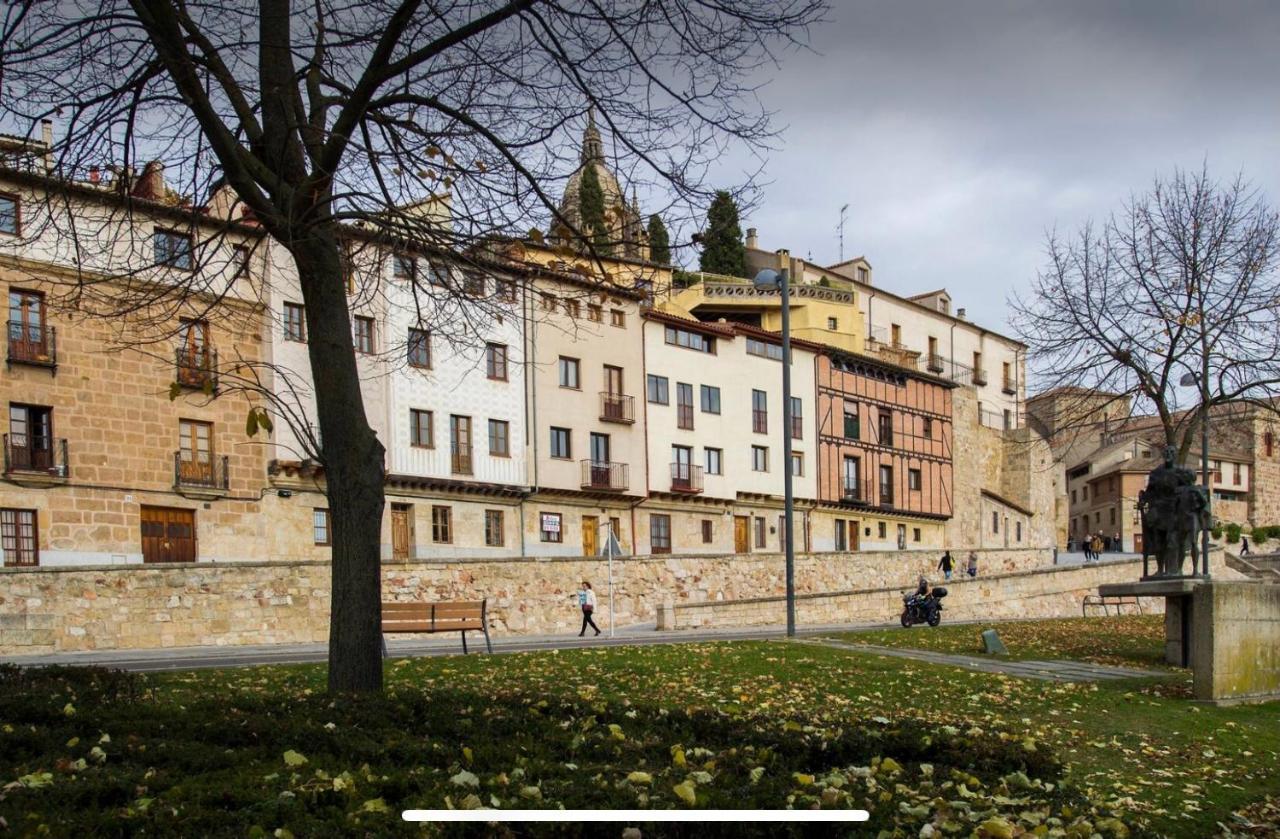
[798,637,1163,682]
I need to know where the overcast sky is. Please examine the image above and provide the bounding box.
[709,0,1280,334]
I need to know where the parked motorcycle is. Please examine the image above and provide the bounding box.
[900,586,947,627]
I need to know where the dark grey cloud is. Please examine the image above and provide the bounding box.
[710,0,1280,332]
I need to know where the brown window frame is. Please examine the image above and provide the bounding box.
[353,316,376,354]
[410,409,434,448]
[484,509,505,547]
[558,356,580,389]
[486,343,509,381]
[701,519,713,544]
[488,419,510,457]
[549,426,571,459]
[540,511,563,543]
[650,513,672,554]
[609,309,626,328]
[283,302,306,342]
[0,507,38,566]
[587,304,603,323]
[0,192,21,236]
[407,327,431,369]
[312,509,331,546]
[154,227,194,270]
[431,505,453,544]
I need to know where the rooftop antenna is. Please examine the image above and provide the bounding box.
[837,203,849,262]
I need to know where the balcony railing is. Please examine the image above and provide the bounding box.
[175,348,218,390]
[670,462,704,494]
[842,478,871,505]
[6,322,57,370]
[972,368,988,386]
[878,485,895,507]
[580,459,629,491]
[174,452,229,490]
[1002,377,1017,395]
[752,409,768,434]
[599,392,635,424]
[926,353,945,374]
[677,404,694,430]
[789,416,804,439]
[451,447,473,476]
[4,435,68,477]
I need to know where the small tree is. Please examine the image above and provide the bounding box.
[647,214,671,264]
[578,163,610,255]
[699,191,748,278]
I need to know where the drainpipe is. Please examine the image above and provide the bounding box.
[520,273,536,558]
[635,316,654,553]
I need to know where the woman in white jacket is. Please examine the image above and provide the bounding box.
[577,581,601,637]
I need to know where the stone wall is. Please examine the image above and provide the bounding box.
[0,547,1050,655]
[1191,581,1280,703]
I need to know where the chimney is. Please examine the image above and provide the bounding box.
[776,248,789,272]
[131,161,166,200]
[88,166,101,185]
[40,119,54,171]
[956,307,967,320]
[745,227,758,249]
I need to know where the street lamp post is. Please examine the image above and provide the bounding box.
[1180,371,1211,577]
[753,266,796,636]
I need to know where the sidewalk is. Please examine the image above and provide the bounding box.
[0,619,895,673]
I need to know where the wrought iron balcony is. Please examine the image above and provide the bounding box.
[4,435,68,478]
[6,322,57,370]
[752,409,767,434]
[926,353,945,374]
[841,479,872,505]
[599,392,635,424]
[790,415,804,440]
[671,462,704,494]
[451,447,473,476]
[174,452,229,491]
[580,459,629,491]
[175,347,218,390]
[1002,377,1017,395]
[878,485,895,507]
[972,368,988,386]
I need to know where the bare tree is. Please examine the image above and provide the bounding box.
[1013,167,1280,462]
[0,0,825,693]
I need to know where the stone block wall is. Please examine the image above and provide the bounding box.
[1191,581,1280,703]
[0,547,1050,654]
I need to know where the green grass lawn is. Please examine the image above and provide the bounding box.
[829,615,1174,670]
[1,619,1277,837]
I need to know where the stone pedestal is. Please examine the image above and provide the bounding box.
[1099,578,1200,668]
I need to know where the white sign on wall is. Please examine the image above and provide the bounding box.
[541,514,561,533]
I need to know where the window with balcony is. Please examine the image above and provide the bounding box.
[353,316,375,354]
[890,323,902,345]
[878,464,893,505]
[0,508,38,566]
[650,514,672,554]
[154,227,193,270]
[752,445,768,472]
[431,505,452,543]
[177,419,217,487]
[450,415,472,475]
[485,510,504,547]
[676,383,694,430]
[700,385,721,414]
[647,374,669,404]
[7,289,54,367]
[410,409,433,448]
[843,403,860,439]
[176,318,214,389]
[972,351,986,384]
[486,343,508,381]
[283,303,306,342]
[488,419,510,457]
[843,456,861,501]
[752,389,768,433]
[0,193,19,235]
[558,356,580,389]
[877,410,893,446]
[6,404,59,475]
[408,328,431,368]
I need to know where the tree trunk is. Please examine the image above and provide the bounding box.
[291,234,386,694]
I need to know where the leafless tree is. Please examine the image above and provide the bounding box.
[1013,167,1280,463]
[0,0,825,692]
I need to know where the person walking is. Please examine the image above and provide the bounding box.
[1113,532,1122,553]
[1081,535,1093,562]
[1091,534,1103,562]
[937,550,954,581]
[577,581,601,637]
[1241,535,1251,557]
[967,551,978,578]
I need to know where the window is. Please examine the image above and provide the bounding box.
[701,519,714,544]
[563,299,580,318]
[746,337,784,361]
[992,511,999,534]
[1082,485,1088,500]
[486,343,508,381]
[647,374,669,404]
[410,409,433,448]
[353,316,375,354]
[973,351,983,375]
[890,323,901,345]
[540,512,563,543]
[588,304,603,322]
[789,396,803,439]
[485,510,504,547]
[827,317,838,330]
[540,292,556,311]
[878,411,893,445]
[878,521,887,539]
[790,452,803,476]
[177,419,213,483]
[1071,490,1077,504]
[650,514,672,553]
[497,279,518,303]
[312,509,331,546]
[928,336,938,360]
[431,506,452,544]
[392,252,416,280]
[676,382,694,430]
[879,464,893,503]
[0,193,19,235]
[705,447,723,475]
[664,325,714,353]
[0,508,38,566]
[700,385,721,414]
[913,527,921,543]
[463,272,486,297]
[908,469,922,491]
[835,520,847,552]
[154,228,193,269]
[283,303,306,342]
[1110,507,1117,525]
[923,417,933,439]
[1016,521,1022,542]
[1267,432,1275,458]
[550,427,571,459]
[1234,462,1242,485]
[843,456,861,499]
[752,389,768,433]
[558,356,580,389]
[407,328,431,368]
[488,419,510,457]
[450,415,473,474]
[427,262,446,285]
[754,517,766,549]
[610,309,625,328]
[752,445,768,472]
[232,244,251,279]
[857,267,869,283]
[843,403,860,439]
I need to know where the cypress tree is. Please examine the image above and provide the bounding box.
[647,214,671,264]
[577,163,611,254]
[699,190,747,277]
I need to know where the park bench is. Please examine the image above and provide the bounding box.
[380,599,493,655]
[1081,594,1144,617]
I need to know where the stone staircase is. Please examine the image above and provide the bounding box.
[1225,551,1280,583]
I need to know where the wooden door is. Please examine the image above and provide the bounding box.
[734,515,750,554]
[141,506,196,563]
[391,504,412,560]
[1133,533,1143,554]
[850,520,860,551]
[582,515,599,557]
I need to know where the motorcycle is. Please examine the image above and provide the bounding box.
[900,586,946,627]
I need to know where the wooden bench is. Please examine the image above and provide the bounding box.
[1081,594,1144,617]
[380,599,493,655]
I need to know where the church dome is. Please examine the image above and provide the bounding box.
[554,109,648,260]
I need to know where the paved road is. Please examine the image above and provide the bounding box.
[800,637,1163,682]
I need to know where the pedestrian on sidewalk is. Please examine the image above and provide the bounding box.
[1091,534,1103,562]
[1241,535,1251,557]
[1082,536,1092,562]
[967,551,978,578]
[577,581,601,637]
[1113,532,1122,552]
[937,550,954,581]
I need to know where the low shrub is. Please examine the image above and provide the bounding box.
[1253,529,1269,546]
[1225,523,1242,544]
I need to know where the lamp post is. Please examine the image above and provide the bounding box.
[1180,371,1211,577]
[752,266,796,636]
